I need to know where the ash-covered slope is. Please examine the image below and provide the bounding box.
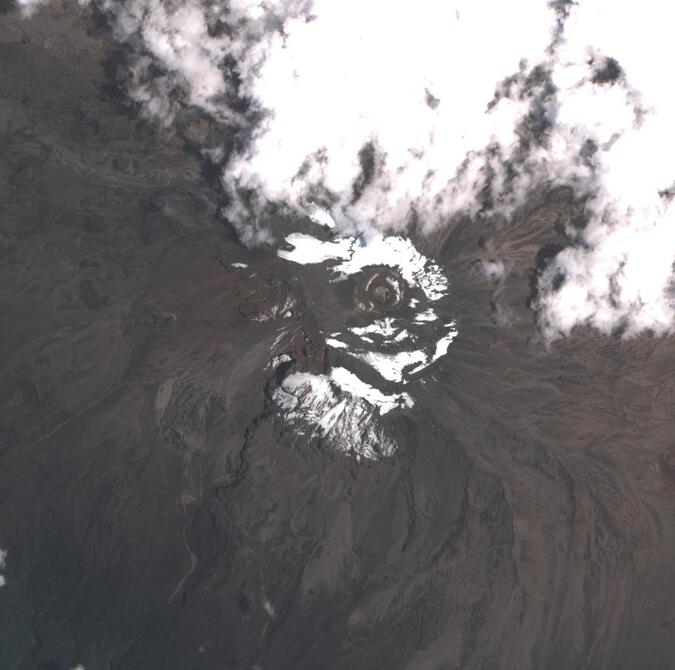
[2,6,675,670]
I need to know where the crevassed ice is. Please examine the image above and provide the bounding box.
[273,371,401,459]
[353,349,428,383]
[330,367,413,414]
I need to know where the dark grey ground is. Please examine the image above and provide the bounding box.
[2,4,675,669]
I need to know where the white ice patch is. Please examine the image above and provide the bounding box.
[268,353,292,370]
[346,318,457,383]
[409,325,459,374]
[343,314,459,383]
[393,329,413,343]
[330,367,412,415]
[278,230,448,302]
[414,308,438,323]
[325,337,348,349]
[262,598,276,618]
[277,233,354,265]
[334,235,449,302]
[272,329,291,350]
[273,372,400,459]
[350,318,398,338]
[231,262,249,268]
[251,295,296,322]
[354,349,428,384]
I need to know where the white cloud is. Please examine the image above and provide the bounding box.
[66,0,549,240]
[21,0,675,339]
[96,0,234,124]
[223,0,552,234]
[528,1,675,339]
[224,0,675,339]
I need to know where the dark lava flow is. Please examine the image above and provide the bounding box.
[2,6,675,670]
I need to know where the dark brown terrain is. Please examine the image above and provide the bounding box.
[1,4,675,669]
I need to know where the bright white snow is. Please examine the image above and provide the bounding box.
[278,230,449,302]
[330,367,412,414]
[273,371,401,459]
[277,233,354,265]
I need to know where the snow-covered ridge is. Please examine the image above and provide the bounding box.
[278,230,448,302]
[273,226,458,458]
[273,370,408,460]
